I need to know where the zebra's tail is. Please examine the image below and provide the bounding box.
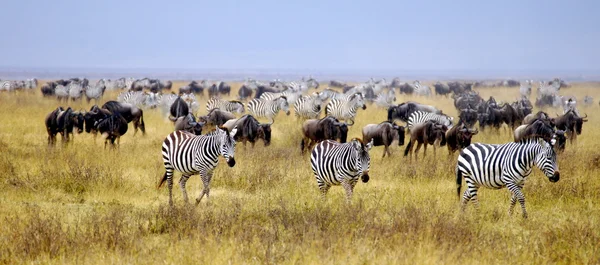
[158,171,168,189]
[403,139,412,156]
[456,168,463,199]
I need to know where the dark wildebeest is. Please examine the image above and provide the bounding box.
[514,119,566,152]
[361,121,406,158]
[238,85,253,100]
[222,114,272,147]
[554,110,588,144]
[404,120,447,159]
[329,80,347,88]
[218,82,231,96]
[387,101,441,123]
[482,103,519,130]
[83,105,112,137]
[41,82,57,97]
[445,122,478,155]
[169,96,189,122]
[522,111,554,126]
[254,85,280,99]
[208,83,219,98]
[300,116,348,154]
[447,82,473,94]
[174,114,204,135]
[200,108,236,128]
[46,107,85,145]
[433,82,451,96]
[458,107,479,128]
[160,80,172,91]
[96,113,129,148]
[102,101,145,135]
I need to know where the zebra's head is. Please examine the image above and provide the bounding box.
[350,93,367,110]
[351,138,373,183]
[278,96,291,115]
[535,139,560,183]
[217,126,238,167]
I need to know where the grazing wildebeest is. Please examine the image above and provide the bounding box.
[218,82,231,96]
[169,96,189,122]
[200,108,236,128]
[238,84,254,100]
[83,105,112,137]
[522,111,554,126]
[554,110,587,144]
[361,121,406,158]
[329,80,347,88]
[458,108,479,128]
[96,113,129,148]
[222,114,272,147]
[254,85,280,99]
[433,82,451,96]
[102,101,145,135]
[300,116,349,154]
[174,114,204,135]
[46,107,84,145]
[41,82,57,97]
[387,101,441,123]
[404,120,447,159]
[445,122,478,155]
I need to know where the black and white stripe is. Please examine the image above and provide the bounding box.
[247,96,290,124]
[293,93,325,119]
[456,138,560,218]
[159,127,238,205]
[206,97,245,113]
[325,93,366,125]
[310,139,373,201]
[407,110,453,130]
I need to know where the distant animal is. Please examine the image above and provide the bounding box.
[387,102,441,123]
[433,82,451,96]
[404,121,447,159]
[294,93,325,119]
[310,138,373,202]
[300,116,349,154]
[456,138,560,218]
[407,110,453,131]
[169,96,189,122]
[174,114,204,135]
[96,113,129,148]
[361,121,405,158]
[41,82,57,96]
[554,110,587,144]
[247,96,290,124]
[222,114,272,147]
[45,107,84,145]
[206,98,245,114]
[102,101,146,135]
[200,108,236,128]
[325,93,366,125]
[45,107,64,145]
[85,83,106,103]
[329,80,347,88]
[445,122,478,155]
[158,127,238,205]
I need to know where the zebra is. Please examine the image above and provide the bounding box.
[55,85,69,101]
[0,80,16,92]
[413,81,431,96]
[247,96,290,124]
[407,110,453,131]
[325,93,366,125]
[294,92,325,119]
[519,80,532,98]
[118,91,146,107]
[206,97,245,113]
[456,138,560,218]
[374,89,396,108]
[310,138,373,202]
[158,127,238,205]
[67,81,84,101]
[537,80,561,96]
[85,83,106,103]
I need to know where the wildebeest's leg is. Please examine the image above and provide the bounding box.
[179,175,191,203]
[196,171,213,205]
[133,118,139,136]
[414,142,423,160]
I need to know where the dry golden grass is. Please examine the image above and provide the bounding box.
[0,81,599,264]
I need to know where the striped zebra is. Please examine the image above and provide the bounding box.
[456,138,560,218]
[374,89,396,108]
[310,138,373,201]
[67,81,84,101]
[118,91,146,106]
[407,110,453,131]
[85,83,106,103]
[206,97,245,113]
[519,80,532,98]
[55,85,69,101]
[0,80,16,92]
[294,93,325,119]
[537,79,561,96]
[158,127,238,205]
[260,90,301,106]
[247,96,290,124]
[325,93,366,125]
[413,81,431,96]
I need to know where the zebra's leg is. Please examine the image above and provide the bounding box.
[461,184,479,212]
[342,181,357,203]
[196,171,213,205]
[508,193,518,215]
[507,183,527,218]
[179,175,191,203]
[317,180,331,200]
[165,169,175,206]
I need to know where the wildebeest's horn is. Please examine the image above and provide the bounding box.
[583,113,588,118]
[168,115,177,122]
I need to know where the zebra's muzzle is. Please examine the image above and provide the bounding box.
[549,171,560,182]
[227,157,236,167]
[362,105,367,110]
[285,111,291,115]
[361,171,370,183]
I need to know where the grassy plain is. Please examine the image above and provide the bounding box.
[0,81,599,264]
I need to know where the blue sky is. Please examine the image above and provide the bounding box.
[1,0,599,74]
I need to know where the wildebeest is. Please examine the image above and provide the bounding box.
[169,96,190,122]
[238,84,254,100]
[514,119,566,152]
[45,107,84,145]
[96,113,129,148]
[445,122,478,155]
[458,108,479,128]
[41,82,57,97]
[404,120,447,159]
[433,82,451,96]
[174,114,204,135]
[523,111,554,126]
[554,110,587,144]
[300,116,348,154]
[479,103,519,131]
[254,85,280,99]
[200,108,236,128]
[387,101,441,123]
[329,80,347,88]
[447,82,473,94]
[83,105,113,137]
[222,114,272,147]
[361,121,406,158]
[102,101,145,135]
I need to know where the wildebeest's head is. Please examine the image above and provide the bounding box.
[258,123,272,146]
[575,113,588,135]
[72,111,85,134]
[457,125,478,148]
[392,123,405,146]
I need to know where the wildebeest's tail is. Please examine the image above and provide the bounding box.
[139,110,146,134]
[403,140,412,156]
[456,167,463,199]
[158,171,168,189]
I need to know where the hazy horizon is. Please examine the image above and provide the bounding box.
[2,0,599,79]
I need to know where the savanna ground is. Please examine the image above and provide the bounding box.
[1,80,599,264]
